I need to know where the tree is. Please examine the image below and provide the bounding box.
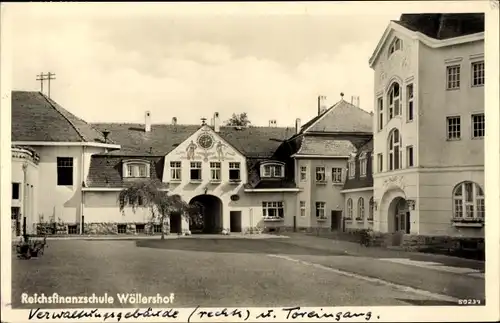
[118,182,202,240]
[224,112,251,127]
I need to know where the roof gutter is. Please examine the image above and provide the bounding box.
[82,187,169,192]
[244,188,301,193]
[12,141,121,149]
[292,154,349,159]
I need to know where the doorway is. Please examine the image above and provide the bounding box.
[394,199,410,234]
[170,212,182,234]
[189,195,223,234]
[230,211,242,233]
[331,210,342,231]
[12,207,20,236]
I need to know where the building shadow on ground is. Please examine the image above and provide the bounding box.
[135,238,353,256]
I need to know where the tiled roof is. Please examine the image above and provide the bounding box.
[394,13,484,40]
[295,137,357,157]
[12,91,109,143]
[92,123,294,158]
[86,155,167,188]
[342,139,374,190]
[302,100,373,133]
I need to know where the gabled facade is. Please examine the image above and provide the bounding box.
[368,13,485,241]
[11,90,375,236]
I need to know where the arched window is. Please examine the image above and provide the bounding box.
[357,197,365,221]
[453,182,485,219]
[123,160,150,178]
[388,37,403,57]
[368,197,374,221]
[388,129,402,171]
[260,162,285,178]
[346,198,353,219]
[387,82,401,120]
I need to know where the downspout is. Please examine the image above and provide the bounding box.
[80,146,85,235]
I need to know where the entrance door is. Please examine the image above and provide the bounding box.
[170,212,182,234]
[12,207,20,236]
[230,211,242,233]
[331,210,342,231]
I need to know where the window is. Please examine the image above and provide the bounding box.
[472,113,485,138]
[447,116,461,140]
[300,166,307,182]
[377,153,383,173]
[406,84,414,121]
[12,183,20,200]
[406,146,414,167]
[117,224,127,234]
[453,182,484,220]
[262,201,284,219]
[11,207,20,220]
[170,161,181,181]
[377,97,384,131]
[387,82,401,120]
[346,198,353,220]
[57,157,73,186]
[135,224,145,234]
[190,162,202,181]
[229,162,241,181]
[262,164,284,178]
[315,166,326,182]
[357,197,365,221]
[359,153,367,177]
[332,168,343,183]
[300,201,306,217]
[68,225,78,235]
[315,202,326,219]
[125,163,149,178]
[348,161,355,178]
[368,197,374,221]
[446,65,461,89]
[128,195,145,206]
[153,224,162,233]
[210,162,221,181]
[472,61,484,86]
[388,37,403,56]
[388,129,402,171]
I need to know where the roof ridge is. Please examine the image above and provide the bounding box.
[344,100,373,116]
[39,92,87,142]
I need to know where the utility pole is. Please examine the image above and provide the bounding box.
[35,72,56,98]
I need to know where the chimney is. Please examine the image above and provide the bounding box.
[269,120,277,127]
[295,118,301,134]
[102,130,110,143]
[317,95,327,115]
[145,111,151,132]
[213,112,220,133]
[172,117,177,125]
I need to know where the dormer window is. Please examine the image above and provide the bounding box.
[348,153,356,178]
[123,160,150,178]
[359,152,367,177]
[388,37,403,57]
[261,162,284,178]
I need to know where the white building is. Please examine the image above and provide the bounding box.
[11,13,485,250]
[367,13,485,245]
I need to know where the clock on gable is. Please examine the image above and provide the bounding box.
[197,134,214,150]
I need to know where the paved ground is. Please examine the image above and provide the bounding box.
[11,235,485,309]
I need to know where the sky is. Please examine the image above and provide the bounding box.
[6,3,407,127]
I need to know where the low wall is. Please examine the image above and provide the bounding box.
[34,222,182,235]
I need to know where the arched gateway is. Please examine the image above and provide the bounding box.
[189,195,223,234]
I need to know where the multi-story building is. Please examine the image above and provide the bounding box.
[368,13,485,242]
[11,90,371,236]
[11,13,484,247]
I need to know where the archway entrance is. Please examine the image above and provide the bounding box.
[388,197,410,234]
[189,195,223,234]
